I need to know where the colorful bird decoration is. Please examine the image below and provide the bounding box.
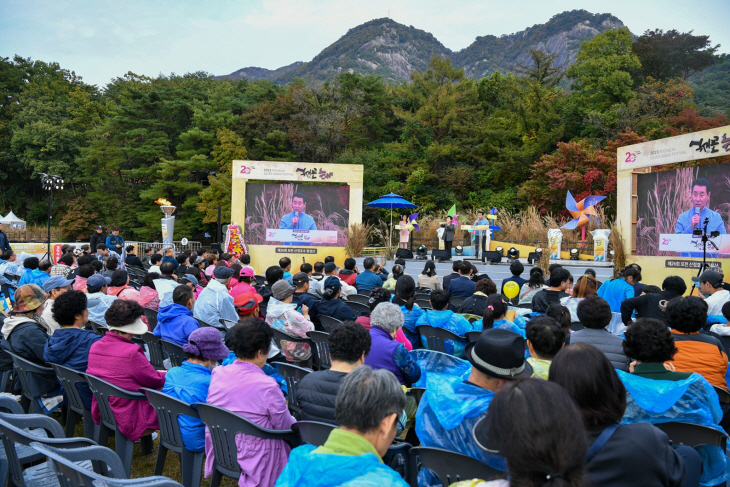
[407,213,421,233]
[561,191,606,230]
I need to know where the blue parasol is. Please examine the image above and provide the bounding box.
[366,193,417,250]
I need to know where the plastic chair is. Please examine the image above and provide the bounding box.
[410,446,503,486]
[161,340,186,368]
[356,288,372,296]
[345,301,370,317]
[570,322,584,331]
[31,442,183,487]
[83,374,155,477]
[0,413,96,487]
[254,275,266,286]
[449,296,466,309]
[307,331,332,370]
[128,280,142,291]
[466,331,482,343]
[461,313,481,324]
[270,328,317,364]
[346,294,370,305]
[0,369,13,394]
[144,308,159,332]
[88,320,108,336]
[194,403,299,487]
[141,389,204,487]
[416,325,465,354]
[654,421,729,448]
[318,315,343,334]
[415,293,431,300]
[714,386,730,405]
[4,351,58,414]
[272,362,312,417]
[407,387,426,407]
[516,303,533,309]
[415,299,432,310]
[141,332,166,370]
[50,363,95,439]
[0,395,49,485]
[292,420,335,446]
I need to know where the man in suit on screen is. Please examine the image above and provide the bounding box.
[675,178,726,235]
[280,191,318,231]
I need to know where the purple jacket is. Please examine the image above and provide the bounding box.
[86,333,166,441]
[205,360,296,487]
[365,327,422,386]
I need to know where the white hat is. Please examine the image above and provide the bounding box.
[107,317,148,336]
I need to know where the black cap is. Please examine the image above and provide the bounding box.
[692,270,724,287]
[464,328,532,380]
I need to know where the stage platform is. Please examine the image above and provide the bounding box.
[353,257,614,291]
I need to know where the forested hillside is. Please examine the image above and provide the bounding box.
[0,23,725,242]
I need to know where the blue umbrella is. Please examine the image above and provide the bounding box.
[366,193,417,249]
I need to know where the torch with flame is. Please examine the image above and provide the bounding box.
[156,198,176,218]
[156,197,176,244]
[155,198,172,206]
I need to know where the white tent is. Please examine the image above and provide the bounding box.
[0,211,26,229]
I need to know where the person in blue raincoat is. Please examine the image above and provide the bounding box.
[162,327,230,452]
[472,295,525,338]
[275,366,408,487]
[414,289,471,357]
[416,328,532,480]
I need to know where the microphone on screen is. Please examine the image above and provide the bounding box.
[294,211,299,229]
[695,207,701,228]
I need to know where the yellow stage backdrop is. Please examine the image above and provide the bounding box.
[616,124,730,290]
[231,160,364,271]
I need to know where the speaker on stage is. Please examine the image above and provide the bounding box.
[396,248,414,259]
[211,243,222,253]
[483,251,502,263]
[431,249,451,261]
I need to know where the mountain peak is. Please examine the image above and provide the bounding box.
[220,10,628,84]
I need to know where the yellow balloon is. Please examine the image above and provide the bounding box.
[503,281,520,300]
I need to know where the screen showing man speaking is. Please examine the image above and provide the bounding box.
[244,183,349,247]
[636,163,730,256]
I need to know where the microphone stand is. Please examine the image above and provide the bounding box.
[689,217,719,296]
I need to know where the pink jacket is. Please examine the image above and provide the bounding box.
[139,287,160,310]
[205,361,296,487]
[356,316,413,351]
[87,333,166,441]
[107,285,141,303]
[229,281,257,299]
[73,276,88,292]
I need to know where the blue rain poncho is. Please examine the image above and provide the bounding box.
[618,370,727,486]
[471,319,525,338]
[275,444,408,487]
[415,372,506,476]
[415,309,471,357]
[409,349,471,388]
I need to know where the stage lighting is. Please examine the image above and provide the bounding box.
[495,246,504,255]
[416,245,427,260]
[609,249,615,261]
[535,247,543,254]
[455,245,464,256]
[528,247,543,264]
[569,248,579,260]
[507,247,519,260]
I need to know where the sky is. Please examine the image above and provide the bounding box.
[1,0,728,87]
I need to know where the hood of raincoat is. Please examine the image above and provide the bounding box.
[1,316,36,340]
[44,327,101,364]
[266,297,297,318]
[157,303,194,324]
[425,372,495,430]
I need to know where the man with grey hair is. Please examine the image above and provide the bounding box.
[193,266,238,328]
[275,366,409,487]
[364,302,421,386]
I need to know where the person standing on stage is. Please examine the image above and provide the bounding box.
[675,178,727,235]
[279,192,318,231]
[441,216,455,260]
[473,211,489,263]
[399,215,410,250]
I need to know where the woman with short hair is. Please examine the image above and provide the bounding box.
[106,269,141,303]
[205,319,296,487]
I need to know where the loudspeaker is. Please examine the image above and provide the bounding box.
[396,248,414,259]
[528,252,542,264]
[431,249,451,261]
[483,251,502,263]
[210,243,222,253]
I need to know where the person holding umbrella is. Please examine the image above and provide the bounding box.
[365,193,416,253]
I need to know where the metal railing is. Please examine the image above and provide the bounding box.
[132,241,203,253]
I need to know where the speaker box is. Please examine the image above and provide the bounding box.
[528,252,542,264]
[210,243,222,253]
[431,249,451,261]
[483,251,502,263]
[396,248,414,259]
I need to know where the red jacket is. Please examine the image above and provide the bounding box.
[338,270,358,287]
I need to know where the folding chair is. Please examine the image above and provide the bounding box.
[416,325,465,354]
[160,340,186,368]
[5,351,58,414]
[307,331,332,370]
[31,442,183,487]
[50,363,95,439]
[83,374,155,477]
[272,362,312,417]
[195,403,299,487]
[410,446,503,486]
[142,389,205,487]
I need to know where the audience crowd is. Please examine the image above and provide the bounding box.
[1,237,730,487]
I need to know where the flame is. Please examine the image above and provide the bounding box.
[155,198,172,206]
